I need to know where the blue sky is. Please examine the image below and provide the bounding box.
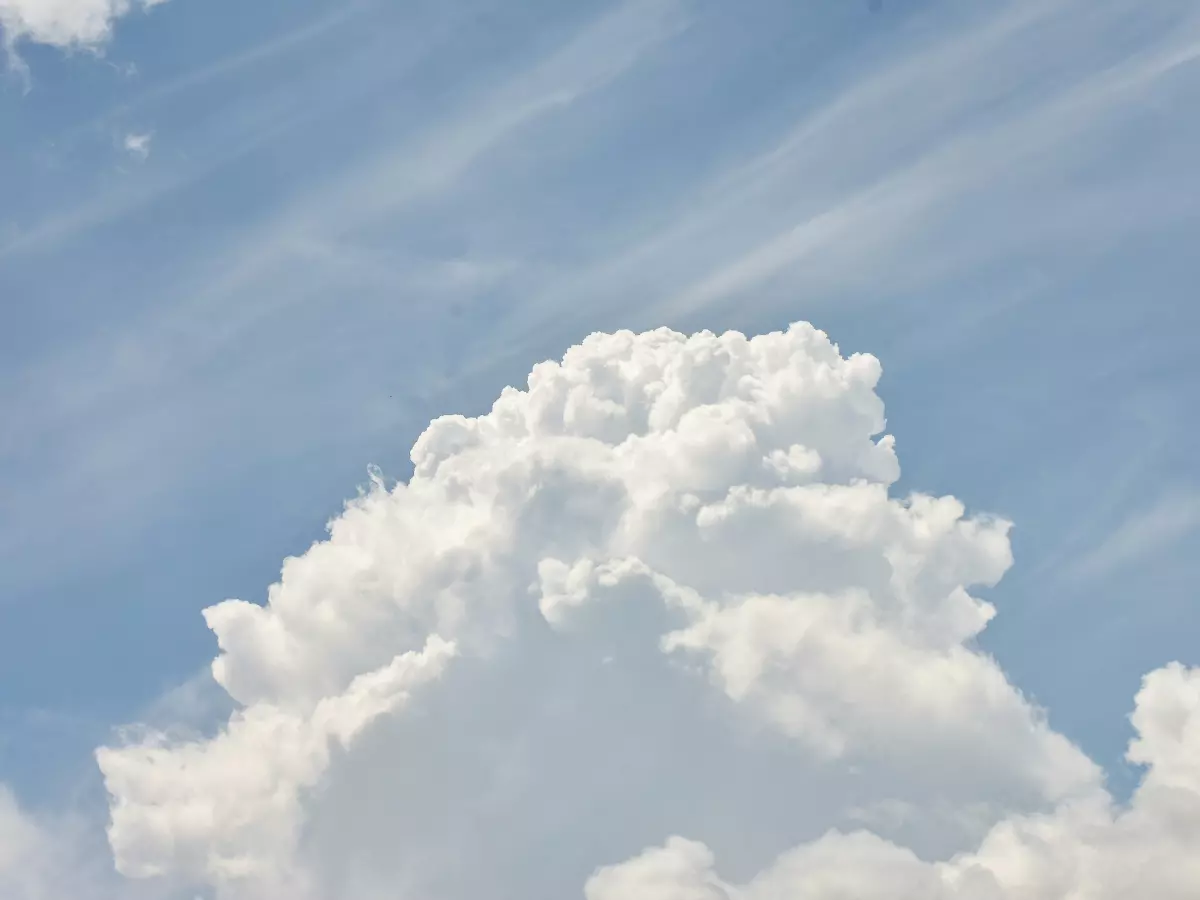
[2,0,1200,896]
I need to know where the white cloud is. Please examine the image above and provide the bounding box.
[586,663,1200,899]
[122,131,153,160]
[0,0,167,50]
[92,321,1130,898]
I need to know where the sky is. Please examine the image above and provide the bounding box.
[1,0,1199,897]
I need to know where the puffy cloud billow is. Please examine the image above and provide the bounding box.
[94,322,1200,899]
[586,664,1200,900]
[1,0,166,50]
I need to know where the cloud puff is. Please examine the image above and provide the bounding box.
[586,663,1200,899]
[96,322,1177,898]
[122,131,152,160]
[0,0,167,50]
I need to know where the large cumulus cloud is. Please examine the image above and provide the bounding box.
[93,322,1196,899]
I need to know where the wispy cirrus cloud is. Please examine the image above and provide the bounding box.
[1063,489,1200,584]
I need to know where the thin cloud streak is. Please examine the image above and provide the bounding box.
[1063,490,1200,584]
